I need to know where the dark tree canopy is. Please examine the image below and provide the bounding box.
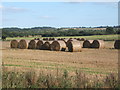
[106,27,115,34]
[1,26,119,38]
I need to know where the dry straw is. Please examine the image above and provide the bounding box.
[50,40,66,51]
[49,38,57,41]
[41,41,53,50]
[57,38,62,40]
[83,40,93,48]
[36,40,45,49]
[18,39,29,49]
[114,40,120,49]
[66,39,78,47]
[10,40,19,48]
[28,40,38,49]
[81,38,86,41]
[76,38,81,41]
[43,38,49,41]
[91,40,105,49]
[67,40,82,52]
[61,38,69,44]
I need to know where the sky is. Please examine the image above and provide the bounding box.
[1,2,118,28]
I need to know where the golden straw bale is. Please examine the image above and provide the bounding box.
[28,40,38,49]
[67,40,82,52]
[36,40,45,49]
[10,40,19,48]
[50,40,66,51]
[114,40,120,49]
[41,41,53,50]
[91,40,105,49]
[83,40,93,48]
[18,39,29,49]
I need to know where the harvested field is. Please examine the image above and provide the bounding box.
[2,41,118,75]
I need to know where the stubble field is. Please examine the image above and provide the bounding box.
[2,41,118,76]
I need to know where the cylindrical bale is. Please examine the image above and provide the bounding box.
[37,38,40,40]
[49,38,56,41]
[36,40,45,49]
[83,40,93,48]
[10,40,19,48]
[81,38,86,41]
[91,40,105,49]
[54,38,58,41]
[50,40,66,51]
[43,38,49,41]
[61,38,69,44]
[18,39,29,49]
[66,39,78,47]
[76,38,81,41]
[42,38,45,40]
[57,38,60,40]
[48,38,51,41]
[41,41,53,50]
[28,40,38,49]
[114,40,120,49]
[67,41,82,52]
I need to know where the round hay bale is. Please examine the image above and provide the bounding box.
[18,39,29,49]
[36,40,45,49]
[50,40,66,51]
[114,40,120,49]
[41,41,53,50]
[81,38,86,41]
[37,38,40,40]
[57,38,62,40]
[91,40,105,49]
[61,38,69,44]
[83,40,93,48]
[48,38,52,41]
[49,38,57,41]
[28,40,38,49]
[76,38,81,41]
[43,38,49,41]
[54,38,58,41]
[67,41,82,52]
[66,39,78,47]
[10,40,19,48]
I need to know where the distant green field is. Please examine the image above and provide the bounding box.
[7,34,119,41]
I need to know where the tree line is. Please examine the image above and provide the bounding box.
[1,26,120,40]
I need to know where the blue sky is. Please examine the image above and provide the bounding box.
[1,2,118,28]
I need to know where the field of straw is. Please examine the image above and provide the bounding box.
[1,40,119,88]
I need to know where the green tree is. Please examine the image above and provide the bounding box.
[106,27,114,34]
